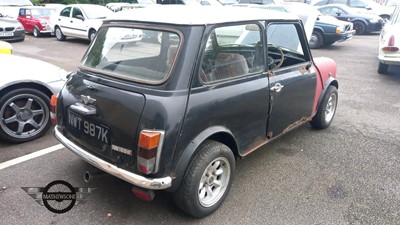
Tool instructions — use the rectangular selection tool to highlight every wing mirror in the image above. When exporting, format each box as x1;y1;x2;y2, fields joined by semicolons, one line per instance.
336;12;341;16
76;15;85;21
365;6;372;10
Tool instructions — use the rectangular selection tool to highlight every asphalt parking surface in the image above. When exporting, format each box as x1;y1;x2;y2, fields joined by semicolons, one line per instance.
0;33;399;224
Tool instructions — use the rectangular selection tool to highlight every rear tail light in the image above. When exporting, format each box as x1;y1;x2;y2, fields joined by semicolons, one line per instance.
50;94;58;124
388;35;395;46
137;130;164;174
382;35;399;52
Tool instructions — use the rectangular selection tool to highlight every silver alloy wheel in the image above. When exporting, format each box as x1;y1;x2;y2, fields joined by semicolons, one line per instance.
0;93;49;139
90;31;96;42
198;157;231;207
33;27;38;37
55;28;62;40
309;34;319;48
324;93;337;123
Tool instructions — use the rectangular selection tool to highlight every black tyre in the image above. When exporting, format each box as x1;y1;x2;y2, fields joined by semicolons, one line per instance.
353;21;366;35
89;30;96;42
0;88;51;143
33;26;41;37
55;26;66;41
378;62;388;74
173;140;235;218
324;40;336;46
310;86;338;129
309;31;323;49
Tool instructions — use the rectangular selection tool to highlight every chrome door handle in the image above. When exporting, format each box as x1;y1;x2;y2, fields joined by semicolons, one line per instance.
270;83;284;92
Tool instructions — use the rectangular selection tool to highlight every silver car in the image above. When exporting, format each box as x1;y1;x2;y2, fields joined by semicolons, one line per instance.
0;54;68;142
0;13;25;42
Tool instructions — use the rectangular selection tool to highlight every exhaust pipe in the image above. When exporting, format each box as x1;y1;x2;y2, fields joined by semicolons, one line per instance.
84;170;106;183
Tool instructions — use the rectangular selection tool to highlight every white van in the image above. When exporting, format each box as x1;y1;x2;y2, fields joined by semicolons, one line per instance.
0;0;33;18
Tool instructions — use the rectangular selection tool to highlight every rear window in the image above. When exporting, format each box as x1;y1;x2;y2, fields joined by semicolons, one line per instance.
81;26;181;84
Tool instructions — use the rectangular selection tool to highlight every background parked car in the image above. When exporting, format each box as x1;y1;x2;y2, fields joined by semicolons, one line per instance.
311;0;394;20
378;3;400;74
248;3;354;48
318;4;385;34
0;54;68;143
0;13;25;42
18;6;55;37
53;4;113;42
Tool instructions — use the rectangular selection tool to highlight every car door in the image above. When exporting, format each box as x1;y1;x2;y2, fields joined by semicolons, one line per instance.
266;22;317;138
69;7;88;39
57;7;73;36
184;22;270;156
332;7;352;21
24;9;35;32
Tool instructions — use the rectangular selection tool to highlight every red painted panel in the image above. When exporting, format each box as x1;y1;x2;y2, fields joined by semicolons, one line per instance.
311;57;337;115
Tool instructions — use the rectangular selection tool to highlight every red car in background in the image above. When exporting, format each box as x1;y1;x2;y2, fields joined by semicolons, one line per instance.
17;6;55;37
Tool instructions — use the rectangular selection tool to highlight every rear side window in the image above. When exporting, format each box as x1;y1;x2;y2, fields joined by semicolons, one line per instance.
81;27;181;84
199;23;264;83
60;7;71;17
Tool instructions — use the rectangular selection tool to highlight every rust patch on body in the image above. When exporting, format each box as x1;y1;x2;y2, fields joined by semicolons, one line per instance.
283;116;309;133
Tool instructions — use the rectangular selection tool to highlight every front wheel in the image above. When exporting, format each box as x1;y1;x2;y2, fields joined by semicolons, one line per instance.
0;88;51;143
310;86;338;129
33;26;41;37
173;140;235;218
89;30;96;42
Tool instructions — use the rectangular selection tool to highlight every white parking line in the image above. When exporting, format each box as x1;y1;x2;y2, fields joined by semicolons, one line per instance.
0;144;64;170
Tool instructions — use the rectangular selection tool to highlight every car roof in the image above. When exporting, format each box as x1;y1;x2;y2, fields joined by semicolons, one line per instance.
20;6;54;9
106;5;299;25
317;4;349;8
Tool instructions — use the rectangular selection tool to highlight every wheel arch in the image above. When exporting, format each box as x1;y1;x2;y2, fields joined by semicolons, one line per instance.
88;28;97;39
0;82;53;100
315;77;338;113
379;14;390;20
313;27;324;35
351;19;368;26
169;126;239;192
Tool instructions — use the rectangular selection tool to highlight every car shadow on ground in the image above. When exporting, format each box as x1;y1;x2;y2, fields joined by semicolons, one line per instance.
379;66;400;82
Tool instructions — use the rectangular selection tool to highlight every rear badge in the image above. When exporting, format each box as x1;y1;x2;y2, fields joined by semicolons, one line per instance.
112;145;133;156
81;95;96;105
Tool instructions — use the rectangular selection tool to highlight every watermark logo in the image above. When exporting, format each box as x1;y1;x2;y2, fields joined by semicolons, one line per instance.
22;180;94;214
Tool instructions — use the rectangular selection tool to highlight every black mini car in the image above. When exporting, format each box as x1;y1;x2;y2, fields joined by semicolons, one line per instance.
53;6;339;218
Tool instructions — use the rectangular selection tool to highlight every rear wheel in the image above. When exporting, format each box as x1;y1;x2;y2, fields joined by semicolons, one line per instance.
0;88;51;143
353;21;366;35
173;140;235;218
378;62;388;74
89;30;96;42
309;31;323;49
311;86;338;129
55;26;66;41
33;26;41;37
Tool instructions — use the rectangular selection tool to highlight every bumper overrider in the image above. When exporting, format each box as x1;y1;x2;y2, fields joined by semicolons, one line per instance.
54;126;172;190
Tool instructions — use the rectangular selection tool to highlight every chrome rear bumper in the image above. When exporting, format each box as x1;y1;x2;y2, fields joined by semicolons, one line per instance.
54;126;172;190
